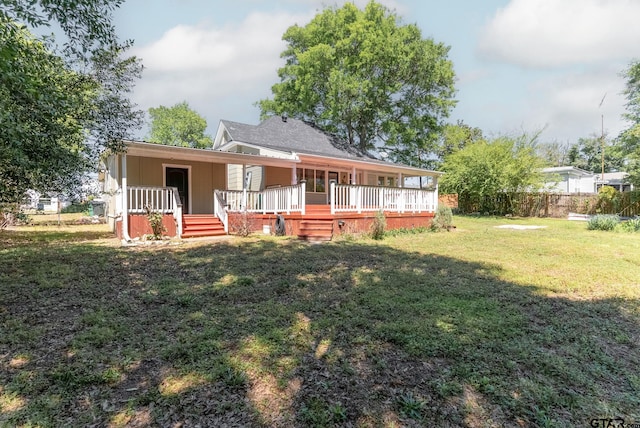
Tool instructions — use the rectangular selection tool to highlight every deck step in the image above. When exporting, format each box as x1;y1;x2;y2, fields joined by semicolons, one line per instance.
182;215;226;238
298;219;333;242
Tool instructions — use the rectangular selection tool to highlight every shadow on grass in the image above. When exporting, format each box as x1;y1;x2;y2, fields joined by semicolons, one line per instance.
0;230;638;427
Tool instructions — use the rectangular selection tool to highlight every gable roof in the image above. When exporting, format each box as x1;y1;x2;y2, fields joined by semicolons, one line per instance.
213;116;442;176
220;116;379;161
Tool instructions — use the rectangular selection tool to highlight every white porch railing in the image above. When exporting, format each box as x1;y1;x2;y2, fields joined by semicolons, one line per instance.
127;186;183;236
330;183;436;214
217;183;306;215
213;190;229;233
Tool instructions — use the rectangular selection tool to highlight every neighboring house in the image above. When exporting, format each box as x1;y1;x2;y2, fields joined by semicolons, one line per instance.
542;167;634;194
23;191;71;212
542;167;596;194
595;172;634;192
102;116;441;241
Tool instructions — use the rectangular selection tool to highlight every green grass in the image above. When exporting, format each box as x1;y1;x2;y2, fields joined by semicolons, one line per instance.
1;217;639;426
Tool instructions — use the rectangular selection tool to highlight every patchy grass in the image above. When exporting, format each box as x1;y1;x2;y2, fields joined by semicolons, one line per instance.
1;217;639;427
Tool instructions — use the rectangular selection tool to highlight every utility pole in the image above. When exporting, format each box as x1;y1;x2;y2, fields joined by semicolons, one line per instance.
601;113;604;182
598;93;606;184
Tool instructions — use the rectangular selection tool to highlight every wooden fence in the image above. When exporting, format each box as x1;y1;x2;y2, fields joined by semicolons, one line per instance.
448;191;640;218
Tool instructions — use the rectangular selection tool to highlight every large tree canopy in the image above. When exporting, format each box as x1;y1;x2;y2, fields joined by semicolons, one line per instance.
148;102;213;149
258;0;456;162
1;0;126;58
565;135;625;174
0;21;95;203
619;60;640;185
0;1;142;207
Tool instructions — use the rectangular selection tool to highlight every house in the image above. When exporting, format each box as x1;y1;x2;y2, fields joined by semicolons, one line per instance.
542;167;634;194
595;172;634;192
542;166;596;194
101;116;441;241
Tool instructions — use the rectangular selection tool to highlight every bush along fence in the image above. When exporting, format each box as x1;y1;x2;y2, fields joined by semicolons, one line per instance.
447;189;640;218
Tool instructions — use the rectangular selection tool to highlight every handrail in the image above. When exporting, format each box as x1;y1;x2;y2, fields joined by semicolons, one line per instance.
219;183;306;214
127;186;182;237
330;183;437;214
213;190;229;233
127;186;178;214
168;186;182;238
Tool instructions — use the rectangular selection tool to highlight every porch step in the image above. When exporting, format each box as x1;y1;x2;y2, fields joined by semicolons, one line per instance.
298;219;333;242
182;215;226;238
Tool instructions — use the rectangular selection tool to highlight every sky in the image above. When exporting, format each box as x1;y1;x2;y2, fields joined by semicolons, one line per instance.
112;0;640;146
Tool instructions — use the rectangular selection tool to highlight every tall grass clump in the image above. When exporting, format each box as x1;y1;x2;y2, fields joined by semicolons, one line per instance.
587;214;620;231
370;210;386;240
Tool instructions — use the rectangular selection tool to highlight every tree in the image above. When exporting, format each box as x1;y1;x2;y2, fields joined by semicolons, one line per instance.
565;135;625;174
147;102;213;149
537;140;572;167
1;0;126;59
439;133;546;213
0;21;96;204
1;1;141;211
619;60;640;185
258;0;456;162
429;121;483;170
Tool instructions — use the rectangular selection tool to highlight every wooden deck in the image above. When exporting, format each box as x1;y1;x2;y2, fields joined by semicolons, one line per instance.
120;205;434;241
253;205;435;241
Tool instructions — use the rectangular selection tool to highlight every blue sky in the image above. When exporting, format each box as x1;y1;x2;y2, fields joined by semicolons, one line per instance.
113;0;640;146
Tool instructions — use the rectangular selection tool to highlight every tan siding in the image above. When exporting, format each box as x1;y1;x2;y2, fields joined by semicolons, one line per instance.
126;155;141;185
127;156;226;214
265;166;292;187
306;193;328;205
141;157;163;186
212;163;225;190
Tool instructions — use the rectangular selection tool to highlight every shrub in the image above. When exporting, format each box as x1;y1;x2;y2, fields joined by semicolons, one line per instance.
1;204;30;230
587;214;620;231
617;217;640;232
370;210;386;240
144;206;166;239
229;211;255;237
431;205;454;231
61;202;90;214
596;186;621;214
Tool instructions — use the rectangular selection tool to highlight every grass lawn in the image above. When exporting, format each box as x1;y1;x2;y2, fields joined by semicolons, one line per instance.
1;216;639;427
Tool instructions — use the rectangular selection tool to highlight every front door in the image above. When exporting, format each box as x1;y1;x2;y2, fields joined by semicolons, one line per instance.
166;167;189;214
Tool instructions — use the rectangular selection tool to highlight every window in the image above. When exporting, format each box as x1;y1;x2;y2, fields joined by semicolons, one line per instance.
296;168;327;193
315;170;325;192
378;175;397;187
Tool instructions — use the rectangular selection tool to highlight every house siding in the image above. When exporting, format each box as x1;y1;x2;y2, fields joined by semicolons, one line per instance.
126;155;225;214
265;166;291;187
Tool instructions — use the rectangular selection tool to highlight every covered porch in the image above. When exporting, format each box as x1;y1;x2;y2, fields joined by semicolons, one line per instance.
103;141;440;241
118;182;437;240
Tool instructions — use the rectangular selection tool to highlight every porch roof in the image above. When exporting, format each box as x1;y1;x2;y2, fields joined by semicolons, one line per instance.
124;140;299;168
297;153;442;177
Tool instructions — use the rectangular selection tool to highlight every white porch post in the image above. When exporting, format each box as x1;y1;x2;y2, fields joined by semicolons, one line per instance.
434;175;439;212
398;173;403;188
301;181;306;215
351;167;357;184
242;164;247;210
292;164;297;185
330;181;336;214
120;154;132;242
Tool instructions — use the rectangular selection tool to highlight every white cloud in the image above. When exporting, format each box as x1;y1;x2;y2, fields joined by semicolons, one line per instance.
523;68;627;141
130;10;313;136
478;0;640;68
